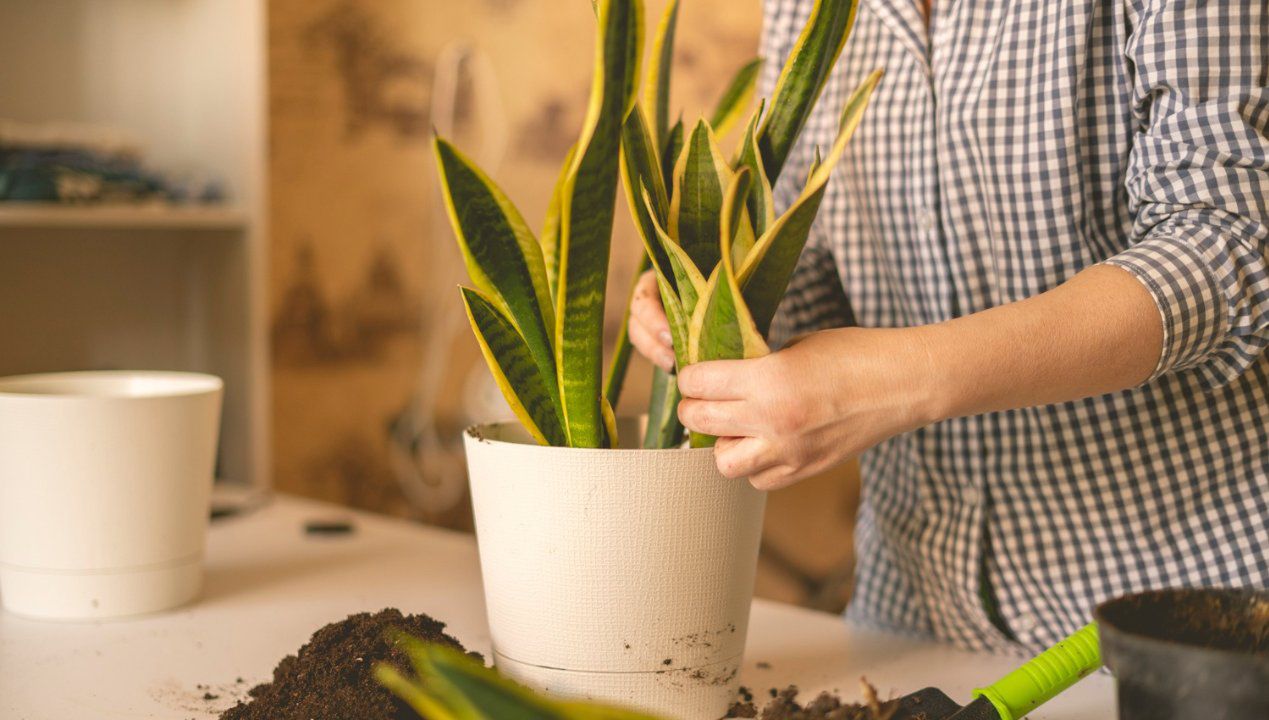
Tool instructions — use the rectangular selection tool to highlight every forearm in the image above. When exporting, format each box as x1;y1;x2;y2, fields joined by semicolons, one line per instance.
918;265;1164;422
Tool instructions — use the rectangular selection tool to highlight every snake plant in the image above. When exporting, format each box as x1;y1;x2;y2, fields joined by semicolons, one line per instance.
435;0;879;449
377;639;664;719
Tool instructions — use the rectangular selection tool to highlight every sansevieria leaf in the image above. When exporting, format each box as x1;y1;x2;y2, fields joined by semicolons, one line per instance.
644;0;680;147
541;142;578;298
642;188;707;316
435;137;559;414
757;0;860;182
377;639;665;720
708;57;763;137
734;100;776;237
661;118;685;197
395;640;567;720
740;69;882;336
687;168;768;448
687;169;766;365
555;0;644;448
642;367;684;449
619;106;672;284
460;287;567;447
669;119;733;275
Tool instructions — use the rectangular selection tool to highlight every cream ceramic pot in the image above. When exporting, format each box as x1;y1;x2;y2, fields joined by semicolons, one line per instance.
464;420;766;720
0;371;222;620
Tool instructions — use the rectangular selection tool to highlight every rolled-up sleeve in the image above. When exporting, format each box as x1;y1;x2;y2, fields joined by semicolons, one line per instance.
1103;0;1269;388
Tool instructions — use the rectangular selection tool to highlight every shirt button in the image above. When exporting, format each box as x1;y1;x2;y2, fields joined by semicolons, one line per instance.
918;208;937;231
1013;613;1037;634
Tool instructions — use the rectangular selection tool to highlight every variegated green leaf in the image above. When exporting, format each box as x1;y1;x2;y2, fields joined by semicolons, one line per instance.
555;0;644;448
643;188;707;314
380;640;665;720
708;57;763;137
688;226;767;366
643;367;685;448
412;642;568;720
601;395;620;448
669;119;733;275
653;269;692;370
757;0;860;182
688;169;768;448
375;665;466;720
460;288;566;447
619;106;672;284
644;0;680;147
721;166;755;269
661;118;685;198
740;69;882;336
734;100;776;237
541;142;578;298
435;137;559;413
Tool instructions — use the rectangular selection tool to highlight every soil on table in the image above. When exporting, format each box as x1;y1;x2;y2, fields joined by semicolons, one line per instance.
219;608;477;720
727;684;899;720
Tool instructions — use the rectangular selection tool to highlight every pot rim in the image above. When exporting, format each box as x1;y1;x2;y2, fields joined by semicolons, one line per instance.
465;419;715;456
0;370;223;401
1093;587;1269;663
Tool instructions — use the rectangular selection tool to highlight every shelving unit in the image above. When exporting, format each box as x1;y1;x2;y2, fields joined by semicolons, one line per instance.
0;203;249;231
0;1;269;492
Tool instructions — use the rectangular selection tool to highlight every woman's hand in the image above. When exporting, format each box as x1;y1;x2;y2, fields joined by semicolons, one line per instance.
674;264;1164;491
628;270;676;372
677;327;943;490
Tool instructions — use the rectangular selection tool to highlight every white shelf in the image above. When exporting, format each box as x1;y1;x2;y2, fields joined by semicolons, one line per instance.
0;203;247;231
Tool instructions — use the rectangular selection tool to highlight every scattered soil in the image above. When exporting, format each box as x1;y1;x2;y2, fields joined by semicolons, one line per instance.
728;684;898;720
220;608;477;720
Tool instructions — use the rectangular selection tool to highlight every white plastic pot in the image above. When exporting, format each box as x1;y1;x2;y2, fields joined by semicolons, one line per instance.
0;371;222;620
464;420;767;720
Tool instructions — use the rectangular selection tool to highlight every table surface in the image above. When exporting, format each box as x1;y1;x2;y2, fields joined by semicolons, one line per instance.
0;495;1114;719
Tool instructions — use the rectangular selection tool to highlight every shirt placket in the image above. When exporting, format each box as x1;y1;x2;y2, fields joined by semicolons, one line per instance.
924;0;1015;650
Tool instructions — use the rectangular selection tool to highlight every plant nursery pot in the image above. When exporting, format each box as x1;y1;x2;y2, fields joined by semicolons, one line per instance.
463;419;767;720
1095;588;1269;720
0;371;222;620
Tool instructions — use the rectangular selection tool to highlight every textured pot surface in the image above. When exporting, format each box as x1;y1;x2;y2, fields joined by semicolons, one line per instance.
464;420;767;719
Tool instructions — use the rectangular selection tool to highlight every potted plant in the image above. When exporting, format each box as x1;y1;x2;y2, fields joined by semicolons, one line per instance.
433;0;879;716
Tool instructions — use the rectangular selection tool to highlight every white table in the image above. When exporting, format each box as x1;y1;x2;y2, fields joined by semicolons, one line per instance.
0;495;1114;719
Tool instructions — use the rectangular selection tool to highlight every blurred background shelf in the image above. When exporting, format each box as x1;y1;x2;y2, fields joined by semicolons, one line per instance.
0;0;268;494
0;203;249;231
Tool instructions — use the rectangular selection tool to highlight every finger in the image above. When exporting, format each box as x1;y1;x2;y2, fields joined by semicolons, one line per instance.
630;273;671;340
748;463;803;492
677;398;756;437
629;318;676;371
713;436;777;480
677;359;757;400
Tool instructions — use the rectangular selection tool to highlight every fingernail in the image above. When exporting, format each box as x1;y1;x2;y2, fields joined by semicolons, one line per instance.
658;352;676;371
659;330;673;345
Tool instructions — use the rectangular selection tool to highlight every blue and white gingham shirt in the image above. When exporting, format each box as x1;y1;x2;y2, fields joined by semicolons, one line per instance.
760;0;1269;652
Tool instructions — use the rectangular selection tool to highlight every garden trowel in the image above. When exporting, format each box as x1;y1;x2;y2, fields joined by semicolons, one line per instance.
888;623;1101;720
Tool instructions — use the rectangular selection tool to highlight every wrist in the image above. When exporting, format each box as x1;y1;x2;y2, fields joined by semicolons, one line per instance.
907;323;958;426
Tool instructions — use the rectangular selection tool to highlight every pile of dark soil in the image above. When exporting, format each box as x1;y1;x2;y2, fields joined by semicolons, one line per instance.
220;608;477;720
728;684;898;720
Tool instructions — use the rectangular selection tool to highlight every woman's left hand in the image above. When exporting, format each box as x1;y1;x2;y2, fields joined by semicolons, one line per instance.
677;327;943;490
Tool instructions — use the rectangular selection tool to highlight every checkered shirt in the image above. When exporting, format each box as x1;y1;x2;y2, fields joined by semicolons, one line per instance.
759;0;1269;652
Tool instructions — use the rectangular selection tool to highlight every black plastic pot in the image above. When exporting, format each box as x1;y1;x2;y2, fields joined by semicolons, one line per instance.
1095;588;1269;720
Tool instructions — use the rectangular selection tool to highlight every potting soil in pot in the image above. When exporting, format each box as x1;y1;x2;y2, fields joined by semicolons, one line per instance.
220;608;477;720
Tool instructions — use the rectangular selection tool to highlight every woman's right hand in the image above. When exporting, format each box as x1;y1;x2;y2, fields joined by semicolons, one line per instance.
628;270;677;372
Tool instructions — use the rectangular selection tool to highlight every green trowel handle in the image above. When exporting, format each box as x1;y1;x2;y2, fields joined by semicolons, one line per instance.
973;623;1101;720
